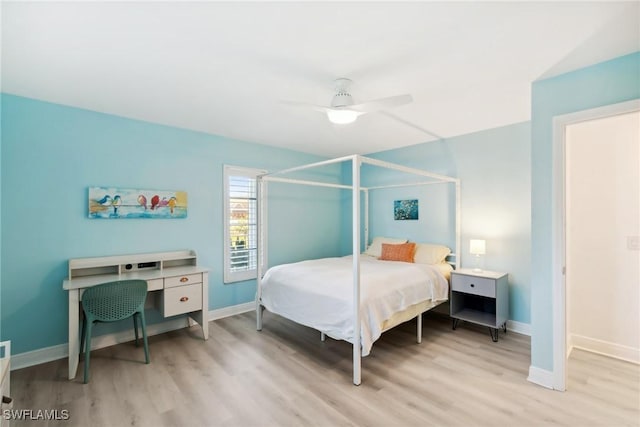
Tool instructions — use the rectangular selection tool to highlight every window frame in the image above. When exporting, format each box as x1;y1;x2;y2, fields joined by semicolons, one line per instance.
223;165;266;284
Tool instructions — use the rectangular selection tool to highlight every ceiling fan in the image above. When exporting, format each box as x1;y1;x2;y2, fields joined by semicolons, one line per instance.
283;78;413;125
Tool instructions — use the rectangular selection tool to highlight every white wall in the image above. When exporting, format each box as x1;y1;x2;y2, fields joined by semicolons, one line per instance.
566;110;640;363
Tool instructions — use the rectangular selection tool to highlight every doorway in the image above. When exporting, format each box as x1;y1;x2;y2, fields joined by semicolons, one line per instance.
552;99;640;391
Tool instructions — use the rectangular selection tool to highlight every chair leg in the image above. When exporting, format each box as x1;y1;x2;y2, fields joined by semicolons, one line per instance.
133;314;140;347
138;310;150;364
83;320;93;384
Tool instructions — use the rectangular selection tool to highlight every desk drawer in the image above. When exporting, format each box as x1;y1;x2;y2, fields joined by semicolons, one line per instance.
147;278;163;291
451;274;495;298
162;283;202;317
164;273;202;288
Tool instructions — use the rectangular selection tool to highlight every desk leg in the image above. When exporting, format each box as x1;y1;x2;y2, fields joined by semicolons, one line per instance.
68;289;80;380
201;273;209;340
189;310;209;341
201;311;209;340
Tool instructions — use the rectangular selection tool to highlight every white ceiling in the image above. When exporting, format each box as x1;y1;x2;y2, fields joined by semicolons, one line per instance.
2;1;639;157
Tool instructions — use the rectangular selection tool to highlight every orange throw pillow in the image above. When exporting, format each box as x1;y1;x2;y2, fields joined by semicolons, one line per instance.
379;242;416;263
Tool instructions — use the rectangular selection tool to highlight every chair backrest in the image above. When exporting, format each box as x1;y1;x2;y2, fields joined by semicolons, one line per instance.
82;279;148;322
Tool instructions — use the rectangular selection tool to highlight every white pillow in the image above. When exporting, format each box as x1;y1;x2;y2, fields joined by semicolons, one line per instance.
364;237;408;258
413;243;451;265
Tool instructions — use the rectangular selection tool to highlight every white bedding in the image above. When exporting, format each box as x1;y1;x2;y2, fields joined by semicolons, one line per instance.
259;255;449;356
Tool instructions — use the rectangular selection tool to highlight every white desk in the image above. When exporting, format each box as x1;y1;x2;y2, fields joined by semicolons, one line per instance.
62;250;209;380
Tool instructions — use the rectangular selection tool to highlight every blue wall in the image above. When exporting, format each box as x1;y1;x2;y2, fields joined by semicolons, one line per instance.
530;52;640;371
0;94;342;355
366;122;532;324
0;93;2;342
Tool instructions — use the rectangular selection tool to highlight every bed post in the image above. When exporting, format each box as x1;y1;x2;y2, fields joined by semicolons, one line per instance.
256;175;264;331
352;155;362;386
455;180;461;270
364;189;369;251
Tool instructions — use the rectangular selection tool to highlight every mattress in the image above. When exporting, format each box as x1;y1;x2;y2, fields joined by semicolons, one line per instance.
259;255;449;356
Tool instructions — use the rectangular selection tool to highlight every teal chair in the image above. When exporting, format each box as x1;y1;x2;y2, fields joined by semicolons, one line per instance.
80;279;150;383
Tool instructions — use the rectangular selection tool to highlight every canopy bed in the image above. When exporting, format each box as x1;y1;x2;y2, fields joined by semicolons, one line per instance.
255;154;460;385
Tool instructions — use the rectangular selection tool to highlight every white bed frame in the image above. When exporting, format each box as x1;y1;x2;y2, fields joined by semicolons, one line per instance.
255;154;460;385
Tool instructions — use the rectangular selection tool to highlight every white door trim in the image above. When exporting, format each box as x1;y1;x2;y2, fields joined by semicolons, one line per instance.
551;98;640;391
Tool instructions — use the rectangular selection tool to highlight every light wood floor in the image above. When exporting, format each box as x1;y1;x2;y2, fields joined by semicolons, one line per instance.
9;312;640;426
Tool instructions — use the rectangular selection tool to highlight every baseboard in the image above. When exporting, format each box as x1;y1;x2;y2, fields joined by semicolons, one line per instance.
12;317;190;371
208;301;254;321
527;365;555;389
570;334;639;364
506;320;531;336
11;303;534;371
12;301;256;371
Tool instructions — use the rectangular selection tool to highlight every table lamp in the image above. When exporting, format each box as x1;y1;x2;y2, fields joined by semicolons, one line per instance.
470;239;486;272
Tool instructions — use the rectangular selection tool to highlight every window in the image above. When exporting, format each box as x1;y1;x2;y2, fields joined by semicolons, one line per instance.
223;165;265;283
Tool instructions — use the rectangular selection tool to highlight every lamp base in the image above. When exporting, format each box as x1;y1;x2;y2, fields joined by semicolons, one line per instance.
471;254;484;273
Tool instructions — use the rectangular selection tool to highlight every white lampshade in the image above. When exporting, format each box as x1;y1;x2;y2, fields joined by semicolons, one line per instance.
327;109;359;124
470;239;486;255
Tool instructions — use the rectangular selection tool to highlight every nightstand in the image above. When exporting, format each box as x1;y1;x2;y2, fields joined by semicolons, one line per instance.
450;268;508;342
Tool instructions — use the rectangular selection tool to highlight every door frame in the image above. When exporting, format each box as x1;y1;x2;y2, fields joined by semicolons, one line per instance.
551;98;640;391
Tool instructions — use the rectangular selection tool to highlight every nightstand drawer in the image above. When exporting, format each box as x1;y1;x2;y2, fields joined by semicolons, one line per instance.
162;283;202;316
451;274;495;298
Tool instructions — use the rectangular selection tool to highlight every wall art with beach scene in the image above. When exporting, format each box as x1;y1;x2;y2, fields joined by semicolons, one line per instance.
89;187;188;219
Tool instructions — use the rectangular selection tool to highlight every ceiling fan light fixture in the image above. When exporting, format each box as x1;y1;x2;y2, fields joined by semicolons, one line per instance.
282;77;412;126
327;109;359;124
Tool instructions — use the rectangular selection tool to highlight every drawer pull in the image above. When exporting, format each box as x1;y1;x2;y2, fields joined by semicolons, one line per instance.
470;284;475;287
180;277;189;283
180;296;189;302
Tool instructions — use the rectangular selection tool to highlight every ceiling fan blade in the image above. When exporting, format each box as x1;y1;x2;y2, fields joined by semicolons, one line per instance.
280;100;330;113
349;94;413;113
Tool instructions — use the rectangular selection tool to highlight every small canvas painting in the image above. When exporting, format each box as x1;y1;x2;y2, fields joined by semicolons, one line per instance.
89;187;187;219
394;199;419;220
